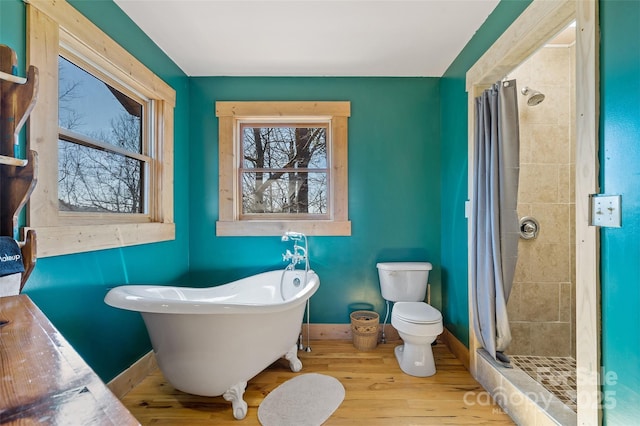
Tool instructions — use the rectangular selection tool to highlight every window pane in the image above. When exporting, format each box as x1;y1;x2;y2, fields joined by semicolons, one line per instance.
58;139;144;213
58;56;143;154
241;126;326;169
242;171;327;215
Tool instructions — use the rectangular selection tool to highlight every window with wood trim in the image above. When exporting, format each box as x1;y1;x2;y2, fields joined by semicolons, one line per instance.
57;55;147;214
216;102;351;236
27;0;175;257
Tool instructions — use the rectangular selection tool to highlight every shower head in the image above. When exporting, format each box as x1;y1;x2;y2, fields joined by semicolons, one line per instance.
527;92;545;106
521;86;545;106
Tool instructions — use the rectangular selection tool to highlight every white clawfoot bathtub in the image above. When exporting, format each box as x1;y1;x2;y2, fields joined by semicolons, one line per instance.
104;269;319;420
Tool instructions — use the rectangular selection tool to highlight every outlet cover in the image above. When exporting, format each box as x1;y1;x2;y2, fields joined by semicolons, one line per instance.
591;195;622;228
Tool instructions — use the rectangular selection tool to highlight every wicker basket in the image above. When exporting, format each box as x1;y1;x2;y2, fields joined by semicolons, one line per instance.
350;310;379;351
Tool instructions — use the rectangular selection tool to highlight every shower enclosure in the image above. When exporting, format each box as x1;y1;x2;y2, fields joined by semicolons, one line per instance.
506;24;578;411
466;1;599;424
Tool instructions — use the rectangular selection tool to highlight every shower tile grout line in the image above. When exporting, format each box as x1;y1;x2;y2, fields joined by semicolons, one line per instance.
510;354;577;413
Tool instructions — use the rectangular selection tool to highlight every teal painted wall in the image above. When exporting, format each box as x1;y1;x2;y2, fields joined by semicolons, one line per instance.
2;2;639;421
187;77;442;323
0;0;191;381
0;1;25;71
600;0;640;423
439;1;531;346
439;0;640;421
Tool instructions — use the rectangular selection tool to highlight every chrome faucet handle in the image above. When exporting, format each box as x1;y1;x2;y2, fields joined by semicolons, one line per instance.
292;243;305;255
282;250;293;262
280;232;309;271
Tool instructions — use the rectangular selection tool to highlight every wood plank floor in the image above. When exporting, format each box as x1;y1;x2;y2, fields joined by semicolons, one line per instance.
120;340;515;425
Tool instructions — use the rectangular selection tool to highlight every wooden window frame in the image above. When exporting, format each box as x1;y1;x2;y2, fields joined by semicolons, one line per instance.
26;0;175;257
216;101;351;236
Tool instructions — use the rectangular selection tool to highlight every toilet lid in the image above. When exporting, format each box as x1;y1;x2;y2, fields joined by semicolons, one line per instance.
394;302;442;324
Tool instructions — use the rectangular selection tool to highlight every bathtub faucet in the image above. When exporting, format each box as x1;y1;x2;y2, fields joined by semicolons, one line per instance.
281;232;309;271
281;232;312;353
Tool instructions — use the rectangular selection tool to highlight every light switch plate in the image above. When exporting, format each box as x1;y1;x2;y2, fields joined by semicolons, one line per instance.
591;195;622;228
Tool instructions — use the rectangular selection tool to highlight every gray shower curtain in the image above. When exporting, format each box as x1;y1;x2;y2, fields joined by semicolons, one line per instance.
471;79;520;360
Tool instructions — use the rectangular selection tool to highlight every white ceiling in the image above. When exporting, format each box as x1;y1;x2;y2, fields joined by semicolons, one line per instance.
113;0;500;77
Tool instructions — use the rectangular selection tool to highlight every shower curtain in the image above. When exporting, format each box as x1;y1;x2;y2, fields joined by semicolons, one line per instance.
471;79;520;361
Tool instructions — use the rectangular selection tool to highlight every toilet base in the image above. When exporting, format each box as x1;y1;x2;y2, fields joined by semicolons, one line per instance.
394;343;436;377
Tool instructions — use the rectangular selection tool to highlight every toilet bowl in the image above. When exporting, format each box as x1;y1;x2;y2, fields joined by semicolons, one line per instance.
391;301;443;377
377;262;444;377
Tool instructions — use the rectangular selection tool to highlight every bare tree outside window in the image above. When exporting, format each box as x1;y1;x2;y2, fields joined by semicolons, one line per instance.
240;124;328;216
57;56;145;214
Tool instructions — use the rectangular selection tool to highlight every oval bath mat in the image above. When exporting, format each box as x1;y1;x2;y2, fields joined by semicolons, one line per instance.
258;373;345;426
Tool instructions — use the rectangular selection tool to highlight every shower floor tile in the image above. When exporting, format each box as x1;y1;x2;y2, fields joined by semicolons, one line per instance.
511;355;577;412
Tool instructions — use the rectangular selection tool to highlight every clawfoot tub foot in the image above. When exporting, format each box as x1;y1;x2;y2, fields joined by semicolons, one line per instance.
285;344;303;372
223;381;248;420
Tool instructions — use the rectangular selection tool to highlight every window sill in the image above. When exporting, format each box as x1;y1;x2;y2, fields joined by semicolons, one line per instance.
31;222;175;257
216;220;351;237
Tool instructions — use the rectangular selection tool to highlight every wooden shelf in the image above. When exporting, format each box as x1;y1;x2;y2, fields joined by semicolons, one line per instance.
0;154;28;167
0;295;140;425
1;44;38;291
0;69;27;85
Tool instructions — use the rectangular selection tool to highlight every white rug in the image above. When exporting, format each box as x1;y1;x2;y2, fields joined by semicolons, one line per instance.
258;373;345;426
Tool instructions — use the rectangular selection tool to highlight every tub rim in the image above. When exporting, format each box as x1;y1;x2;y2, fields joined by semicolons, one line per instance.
104;269;319;314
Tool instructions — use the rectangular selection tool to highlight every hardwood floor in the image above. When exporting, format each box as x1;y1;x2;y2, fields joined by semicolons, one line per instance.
120;340;515;425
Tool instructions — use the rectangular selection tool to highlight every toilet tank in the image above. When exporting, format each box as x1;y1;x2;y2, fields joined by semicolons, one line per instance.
377;262;432;302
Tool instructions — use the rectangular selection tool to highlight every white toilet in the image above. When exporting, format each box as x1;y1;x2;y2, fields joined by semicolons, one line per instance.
377;262;443;377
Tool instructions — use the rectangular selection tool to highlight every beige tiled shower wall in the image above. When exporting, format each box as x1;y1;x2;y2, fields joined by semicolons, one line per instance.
507;43;576;358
